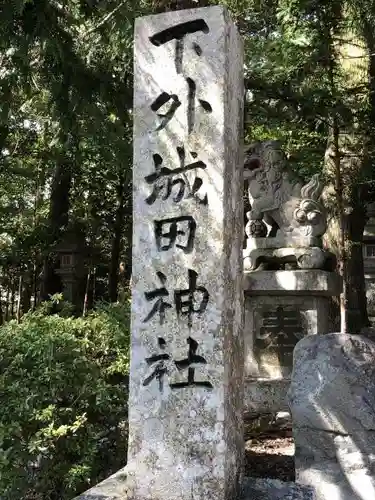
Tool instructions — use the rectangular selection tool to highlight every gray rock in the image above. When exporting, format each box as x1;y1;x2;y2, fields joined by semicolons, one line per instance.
75;473;317;500
73;468;128;499
241;476;315;500
289;333;375;500
289;333;375;433
244;378;289;417
360;326;375;342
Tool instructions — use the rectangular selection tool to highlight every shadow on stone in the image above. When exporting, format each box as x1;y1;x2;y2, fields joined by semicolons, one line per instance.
244;414;295;483
241;477;315;500
245;448;295;483
289;333;375;500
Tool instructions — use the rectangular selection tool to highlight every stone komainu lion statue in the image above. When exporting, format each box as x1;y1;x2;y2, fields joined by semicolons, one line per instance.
244;140;327;239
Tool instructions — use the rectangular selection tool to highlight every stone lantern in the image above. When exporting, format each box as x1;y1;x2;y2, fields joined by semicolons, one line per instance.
55;235;86;306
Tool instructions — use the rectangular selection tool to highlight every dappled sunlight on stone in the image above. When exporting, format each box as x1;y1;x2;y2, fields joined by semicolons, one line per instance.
243;269;340;420
275;270;297;290
127;6;245;500
289;333;375;500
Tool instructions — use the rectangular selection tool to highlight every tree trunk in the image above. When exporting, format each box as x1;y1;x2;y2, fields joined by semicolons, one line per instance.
41;157;73;300
16;275;23;323
21;269;32;313
41;68;77;301
123;219;132;285
327;54;349;333
92;266;97;305
83;268;91;317
325;137;370;332
32;261;38;310
345;191;370;331
10;278;15;319
352;15;375;329
0;79;11;152
5;285;9;321
108;173;125;302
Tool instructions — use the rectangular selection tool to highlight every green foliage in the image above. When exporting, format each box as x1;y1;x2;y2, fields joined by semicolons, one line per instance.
0;299;130;499
1;4;375;497
240;0;329;180
0;0;140;306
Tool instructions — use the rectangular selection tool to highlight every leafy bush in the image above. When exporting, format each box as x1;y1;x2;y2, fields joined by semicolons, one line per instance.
0;299;130;499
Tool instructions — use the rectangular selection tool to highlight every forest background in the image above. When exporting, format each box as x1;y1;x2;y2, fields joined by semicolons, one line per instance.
1;0;375;498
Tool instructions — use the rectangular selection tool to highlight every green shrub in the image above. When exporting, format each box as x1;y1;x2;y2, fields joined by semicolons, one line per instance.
0;300;130;499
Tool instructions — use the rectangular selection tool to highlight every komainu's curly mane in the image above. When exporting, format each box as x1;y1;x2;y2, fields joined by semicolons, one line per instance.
244;140;327;238
300;174;324;200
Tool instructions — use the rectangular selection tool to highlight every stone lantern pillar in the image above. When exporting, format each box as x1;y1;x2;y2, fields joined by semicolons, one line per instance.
55;239;85;306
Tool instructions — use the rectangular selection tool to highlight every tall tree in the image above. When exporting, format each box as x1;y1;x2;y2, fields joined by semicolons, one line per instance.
243;0;375;331
1;0;375;324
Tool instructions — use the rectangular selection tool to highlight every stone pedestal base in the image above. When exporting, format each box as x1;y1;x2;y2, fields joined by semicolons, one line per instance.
243;270;341;415
74;471;317;500
243;236;336;272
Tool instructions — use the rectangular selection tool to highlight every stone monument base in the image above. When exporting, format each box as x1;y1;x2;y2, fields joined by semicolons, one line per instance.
243;270;341;416
243;236;336;272
74;469;316;500
244;378;289;417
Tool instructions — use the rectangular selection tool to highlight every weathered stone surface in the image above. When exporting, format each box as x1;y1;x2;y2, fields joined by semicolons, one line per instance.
361;325;375;342
246;235;322;248
289;333;375;500
243;270;342;296
242;140;332;271
289;333;375;432
243;140;326;239
243;140;326;235
241;477;316;500
73;468;128;500
245;295;328;379
244;378;289;417
243;245;336;272
245;411;291;436
243;270;341;416
128;6;244;500
243;271;340;379
75;472;317;500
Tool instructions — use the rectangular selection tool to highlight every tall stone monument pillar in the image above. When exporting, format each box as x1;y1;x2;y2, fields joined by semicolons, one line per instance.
128;6;244;500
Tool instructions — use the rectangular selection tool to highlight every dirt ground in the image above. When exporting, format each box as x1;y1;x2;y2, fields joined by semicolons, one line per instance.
243;415;295;482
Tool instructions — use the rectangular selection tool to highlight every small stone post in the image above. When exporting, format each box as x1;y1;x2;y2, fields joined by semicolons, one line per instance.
127;6;244;500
